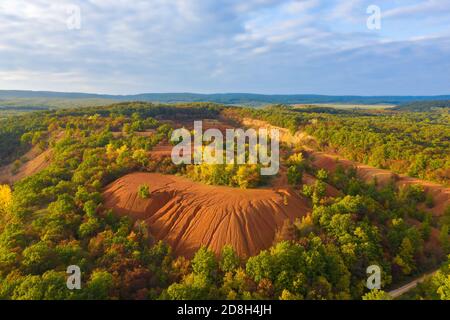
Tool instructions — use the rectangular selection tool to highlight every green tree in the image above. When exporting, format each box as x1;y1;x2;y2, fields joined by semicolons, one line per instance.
220;245;240;274
138;184;150;199
439;225;450;254
362;289;392;300
287;166;302;186
85;270;114;300
394;238;416;275
22;241;57;274
316;169;328;181
192;247;218;282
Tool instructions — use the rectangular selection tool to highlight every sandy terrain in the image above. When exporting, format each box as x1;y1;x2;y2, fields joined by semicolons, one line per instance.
103;172;311;258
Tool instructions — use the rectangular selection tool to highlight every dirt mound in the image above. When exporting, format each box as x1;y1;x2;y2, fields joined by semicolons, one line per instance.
0;147;53;184
103;173;311;258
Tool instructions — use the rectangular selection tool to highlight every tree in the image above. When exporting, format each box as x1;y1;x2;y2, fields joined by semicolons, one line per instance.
132;149;148;167
312;181;326;205
425;194;434;208
287;166;302;185
295;215;314;238
137;184;150;199
421;215;432;241
279;289;303;300
0;185;12;215
165;273;213;300
302;184;314;198
362;289;392;300
394;238;416;275
439;225;450;254
22;241;57;274
234;165;261;189
435;272;450;300
443;206;450;226
78;217;101;239
192;247;218;282
287;153;304;167
220;245;240;273
84;270;114;300
316;169;328;181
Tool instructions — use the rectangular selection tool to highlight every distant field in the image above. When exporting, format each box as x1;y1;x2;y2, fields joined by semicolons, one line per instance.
0;98;118;117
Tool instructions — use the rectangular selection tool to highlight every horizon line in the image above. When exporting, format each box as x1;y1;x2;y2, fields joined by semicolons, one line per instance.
2;89;450;98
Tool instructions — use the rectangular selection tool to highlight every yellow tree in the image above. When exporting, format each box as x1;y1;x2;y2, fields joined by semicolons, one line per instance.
0;184;12;215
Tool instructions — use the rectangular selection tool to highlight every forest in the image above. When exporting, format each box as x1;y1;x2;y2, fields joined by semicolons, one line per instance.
231;106;449;185
0;102;449;300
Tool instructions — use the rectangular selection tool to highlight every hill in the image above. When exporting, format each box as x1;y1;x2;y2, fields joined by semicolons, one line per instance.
103;173;310;258
393;100;450;112
2;90;450;107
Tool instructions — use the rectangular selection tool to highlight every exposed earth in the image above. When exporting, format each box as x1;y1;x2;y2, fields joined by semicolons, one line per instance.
103;172;310;258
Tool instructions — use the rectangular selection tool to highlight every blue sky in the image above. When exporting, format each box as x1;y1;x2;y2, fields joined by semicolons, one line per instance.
0;0;449;95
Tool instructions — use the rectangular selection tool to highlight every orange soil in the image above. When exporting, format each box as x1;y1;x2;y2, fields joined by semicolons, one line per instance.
103;172;311;258
232;117;450;217
306;150;450;216
0;147;53;184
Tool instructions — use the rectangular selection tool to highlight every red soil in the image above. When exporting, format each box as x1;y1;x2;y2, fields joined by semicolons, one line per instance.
0;147;52;184
306;151;450;216
232;117;450;216
103;172;311;258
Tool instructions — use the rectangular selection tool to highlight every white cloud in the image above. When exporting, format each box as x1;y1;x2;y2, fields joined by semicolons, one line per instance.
0;0;448;94
384;0;450;19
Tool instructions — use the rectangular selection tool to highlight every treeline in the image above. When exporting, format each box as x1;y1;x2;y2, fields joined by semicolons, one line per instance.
393;100;450;112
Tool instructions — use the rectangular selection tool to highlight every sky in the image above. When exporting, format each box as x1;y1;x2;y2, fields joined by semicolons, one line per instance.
0;0;449;95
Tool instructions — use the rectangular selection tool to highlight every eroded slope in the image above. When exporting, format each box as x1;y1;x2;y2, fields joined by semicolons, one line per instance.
103;173;311;258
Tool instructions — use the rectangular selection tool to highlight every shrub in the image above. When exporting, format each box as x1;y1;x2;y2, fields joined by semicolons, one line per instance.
138;184;150;199
287;166;302;186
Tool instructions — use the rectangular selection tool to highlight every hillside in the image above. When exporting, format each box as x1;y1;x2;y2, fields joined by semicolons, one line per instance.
393;100;450;112
103;173;310;258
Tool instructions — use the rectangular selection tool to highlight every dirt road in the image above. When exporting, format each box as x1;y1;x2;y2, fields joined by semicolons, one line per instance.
388;269;439;299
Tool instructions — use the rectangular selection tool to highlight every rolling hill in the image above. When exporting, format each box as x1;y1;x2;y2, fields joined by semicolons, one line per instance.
2;90;450;108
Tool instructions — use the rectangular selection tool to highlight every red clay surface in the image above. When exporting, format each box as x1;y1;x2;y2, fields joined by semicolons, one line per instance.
103;172;311;258
236;117;450;217
306;150;450;216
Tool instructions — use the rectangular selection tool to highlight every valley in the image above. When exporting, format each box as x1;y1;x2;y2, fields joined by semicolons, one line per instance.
0;102;449;300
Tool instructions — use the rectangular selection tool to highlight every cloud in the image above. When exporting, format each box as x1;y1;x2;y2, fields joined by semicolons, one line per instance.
0;0;448;95
384;0;450;19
